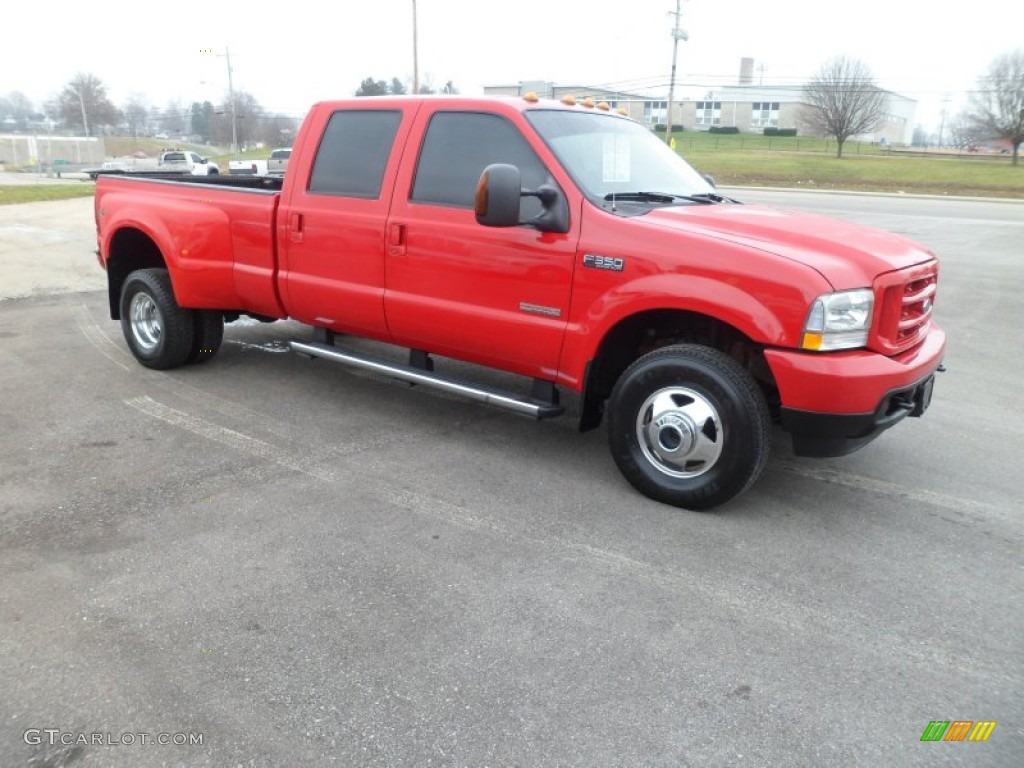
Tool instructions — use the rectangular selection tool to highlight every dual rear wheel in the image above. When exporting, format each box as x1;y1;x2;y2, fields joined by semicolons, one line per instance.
119;268;223;370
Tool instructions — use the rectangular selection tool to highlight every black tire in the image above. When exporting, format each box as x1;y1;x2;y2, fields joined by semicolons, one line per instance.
119;268;194;370
187;310;224;364
607;344;770;511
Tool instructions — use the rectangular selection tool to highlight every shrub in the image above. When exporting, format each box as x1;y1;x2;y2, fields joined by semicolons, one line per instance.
764;127;798;137
708;126;740;134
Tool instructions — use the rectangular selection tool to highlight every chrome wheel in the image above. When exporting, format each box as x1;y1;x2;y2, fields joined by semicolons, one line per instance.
119;269;194;370
635;386;723;478
129;292;162;351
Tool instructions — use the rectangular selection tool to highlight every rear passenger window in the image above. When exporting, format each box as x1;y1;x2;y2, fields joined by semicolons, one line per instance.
411;112;550;218
308;110;402;198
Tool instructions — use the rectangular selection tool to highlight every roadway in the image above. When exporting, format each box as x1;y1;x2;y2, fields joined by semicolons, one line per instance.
0;191;1021;766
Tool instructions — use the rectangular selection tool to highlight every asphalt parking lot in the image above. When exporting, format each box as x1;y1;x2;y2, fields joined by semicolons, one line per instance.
1;191;1021;767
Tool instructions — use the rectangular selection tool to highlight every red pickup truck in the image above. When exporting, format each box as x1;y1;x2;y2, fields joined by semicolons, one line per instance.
94;95;945;510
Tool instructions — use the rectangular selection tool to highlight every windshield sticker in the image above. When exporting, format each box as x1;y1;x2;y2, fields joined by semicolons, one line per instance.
602;135;631;183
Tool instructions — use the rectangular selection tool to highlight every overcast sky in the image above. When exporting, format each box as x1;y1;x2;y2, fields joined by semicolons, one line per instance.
4;0;1022;132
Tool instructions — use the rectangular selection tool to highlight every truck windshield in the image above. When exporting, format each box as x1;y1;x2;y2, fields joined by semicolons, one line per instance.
525;110;713;205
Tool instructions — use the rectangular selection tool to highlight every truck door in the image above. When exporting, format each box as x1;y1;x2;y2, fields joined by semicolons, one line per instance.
384;108;580;378
278;105;414;338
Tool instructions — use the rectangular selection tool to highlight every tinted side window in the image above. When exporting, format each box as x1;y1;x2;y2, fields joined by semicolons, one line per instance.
308;110;402;198
411;112;549;217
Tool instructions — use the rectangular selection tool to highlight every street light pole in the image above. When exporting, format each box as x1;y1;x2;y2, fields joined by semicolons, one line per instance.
412;0;420;95
74;86;89;138
226;46;238;153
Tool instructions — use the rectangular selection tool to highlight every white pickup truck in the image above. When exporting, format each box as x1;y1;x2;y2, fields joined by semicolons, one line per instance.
158;151;220;176
228;158;269;176
267;147;291;176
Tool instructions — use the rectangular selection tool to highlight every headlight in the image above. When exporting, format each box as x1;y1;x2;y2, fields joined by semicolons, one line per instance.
801;288;874;351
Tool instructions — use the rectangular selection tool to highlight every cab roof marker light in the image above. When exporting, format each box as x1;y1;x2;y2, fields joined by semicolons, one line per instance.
581;97;595;108
597;101;610;111
561;95;576;106
523;92;539;103
617;107;629;116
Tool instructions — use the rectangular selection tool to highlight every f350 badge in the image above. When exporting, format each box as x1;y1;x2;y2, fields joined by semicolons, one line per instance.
582;253;625;272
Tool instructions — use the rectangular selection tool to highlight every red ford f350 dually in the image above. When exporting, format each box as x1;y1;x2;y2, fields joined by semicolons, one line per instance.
94;95;945;509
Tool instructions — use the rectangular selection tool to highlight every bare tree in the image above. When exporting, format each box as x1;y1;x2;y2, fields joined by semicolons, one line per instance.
802;57;887;158
252;112;301;148
0;91;35;130
967;49;1024;165
415;74;436;95
162;99;187;135
122;95;149;139
58;73;120;135
949;112;982;150
212;90;262;148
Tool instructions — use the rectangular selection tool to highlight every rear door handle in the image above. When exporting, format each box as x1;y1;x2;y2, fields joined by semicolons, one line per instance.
388;223;406;257
289;213;304;243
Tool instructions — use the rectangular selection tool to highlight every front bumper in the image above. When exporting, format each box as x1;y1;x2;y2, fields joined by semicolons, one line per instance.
765;326;946;457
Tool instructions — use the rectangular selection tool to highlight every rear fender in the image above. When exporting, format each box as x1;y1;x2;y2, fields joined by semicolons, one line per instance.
102;196;237;311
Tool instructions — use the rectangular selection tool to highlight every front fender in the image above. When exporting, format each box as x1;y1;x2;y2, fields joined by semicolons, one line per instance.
557;272;820;389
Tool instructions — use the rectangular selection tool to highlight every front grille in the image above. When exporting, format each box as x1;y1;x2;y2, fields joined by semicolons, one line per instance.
872;262;939;355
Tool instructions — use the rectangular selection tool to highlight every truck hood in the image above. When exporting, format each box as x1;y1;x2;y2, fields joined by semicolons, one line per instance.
641;203;934;289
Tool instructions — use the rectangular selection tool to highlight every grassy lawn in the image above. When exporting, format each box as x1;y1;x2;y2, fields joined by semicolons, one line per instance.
105;137;225;158
5;132;1021;201
660;132;1023;198
208;147;272;169
688;151;1023;198
0;184;96;205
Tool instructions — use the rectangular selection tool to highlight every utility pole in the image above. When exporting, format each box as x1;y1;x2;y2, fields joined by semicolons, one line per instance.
937;93;950;149
665;0;688;145
412;0;420;95
74;86;89;138
226;46;238;153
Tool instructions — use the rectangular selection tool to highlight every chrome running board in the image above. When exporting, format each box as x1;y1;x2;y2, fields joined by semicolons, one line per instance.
289;341;563;419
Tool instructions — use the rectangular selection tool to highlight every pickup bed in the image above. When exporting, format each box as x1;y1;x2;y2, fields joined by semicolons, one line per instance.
94;95;945;510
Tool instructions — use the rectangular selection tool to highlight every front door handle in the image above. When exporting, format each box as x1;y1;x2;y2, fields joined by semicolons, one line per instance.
289;213;304;243
388;223;406;257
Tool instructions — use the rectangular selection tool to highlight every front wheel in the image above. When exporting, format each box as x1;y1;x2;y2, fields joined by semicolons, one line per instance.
119;268;194;370
607;344;770;511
